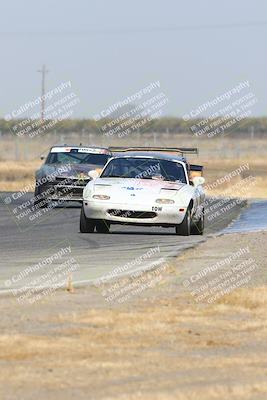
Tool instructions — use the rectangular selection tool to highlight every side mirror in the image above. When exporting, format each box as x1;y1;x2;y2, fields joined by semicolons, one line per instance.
192;176;205;186
88;170;100;180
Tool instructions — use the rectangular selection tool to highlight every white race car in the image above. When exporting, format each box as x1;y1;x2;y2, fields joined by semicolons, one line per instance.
80;148;205;235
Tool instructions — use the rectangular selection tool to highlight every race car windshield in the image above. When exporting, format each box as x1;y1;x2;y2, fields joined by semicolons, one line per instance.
46;150;110;167
101;157;187;183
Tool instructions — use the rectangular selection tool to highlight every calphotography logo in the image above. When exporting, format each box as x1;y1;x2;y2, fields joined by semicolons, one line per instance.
5;80;80;139
93;81;169;139
182;246;261;304
4;242;79;305
183;80;258;138
1;163;75;232
94;246;170;304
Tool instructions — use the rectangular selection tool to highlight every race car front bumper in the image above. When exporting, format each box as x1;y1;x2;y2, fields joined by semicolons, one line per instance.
40;179;90;202
83;200;187;226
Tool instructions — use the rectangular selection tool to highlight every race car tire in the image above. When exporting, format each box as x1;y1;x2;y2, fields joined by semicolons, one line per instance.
191;208;204;235
34;198;48;209
175;207;191;236
95;220;110;233
34;184;48;209
80;206;96;233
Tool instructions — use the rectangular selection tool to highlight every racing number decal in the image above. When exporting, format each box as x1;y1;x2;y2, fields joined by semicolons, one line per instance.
152;206;162;212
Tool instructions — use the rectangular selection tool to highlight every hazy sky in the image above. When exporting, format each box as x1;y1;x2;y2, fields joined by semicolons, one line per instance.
0;0;266;118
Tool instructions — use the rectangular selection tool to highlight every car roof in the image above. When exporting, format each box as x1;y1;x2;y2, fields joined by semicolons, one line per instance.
112;151;187;163
50;145;112;154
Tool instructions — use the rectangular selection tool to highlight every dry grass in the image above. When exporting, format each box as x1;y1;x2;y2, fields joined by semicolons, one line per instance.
218;286;267;309
0;287;266;399
0;161;40;191
203;157;267;198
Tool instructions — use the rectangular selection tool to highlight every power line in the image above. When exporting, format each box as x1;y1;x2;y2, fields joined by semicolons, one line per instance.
1;21;267;36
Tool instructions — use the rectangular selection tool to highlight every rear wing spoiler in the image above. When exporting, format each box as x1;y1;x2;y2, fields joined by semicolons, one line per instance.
109;147;198;156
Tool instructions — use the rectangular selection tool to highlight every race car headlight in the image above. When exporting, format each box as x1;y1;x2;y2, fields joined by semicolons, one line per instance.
92;194;110;200
83;186;92;199
155;198;175;204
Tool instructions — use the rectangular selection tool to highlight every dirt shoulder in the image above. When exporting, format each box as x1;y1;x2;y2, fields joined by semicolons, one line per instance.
0;231;267;400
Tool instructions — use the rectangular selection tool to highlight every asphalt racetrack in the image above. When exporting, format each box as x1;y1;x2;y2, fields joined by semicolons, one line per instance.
0;193;247;292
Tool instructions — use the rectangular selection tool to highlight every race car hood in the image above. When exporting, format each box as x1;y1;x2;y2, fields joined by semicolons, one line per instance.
89;178;187;202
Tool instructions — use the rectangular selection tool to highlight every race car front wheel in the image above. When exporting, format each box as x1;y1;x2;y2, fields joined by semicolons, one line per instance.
95;220;110;233
175;207;191;236
34;184;48;209
80;206;96;233
191;208;204;235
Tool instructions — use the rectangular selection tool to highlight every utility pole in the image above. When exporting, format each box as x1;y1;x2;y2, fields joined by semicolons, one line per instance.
37;64;49;121
250;125;254;140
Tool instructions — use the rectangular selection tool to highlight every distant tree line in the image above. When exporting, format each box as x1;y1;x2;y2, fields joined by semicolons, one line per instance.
0;117;267;136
